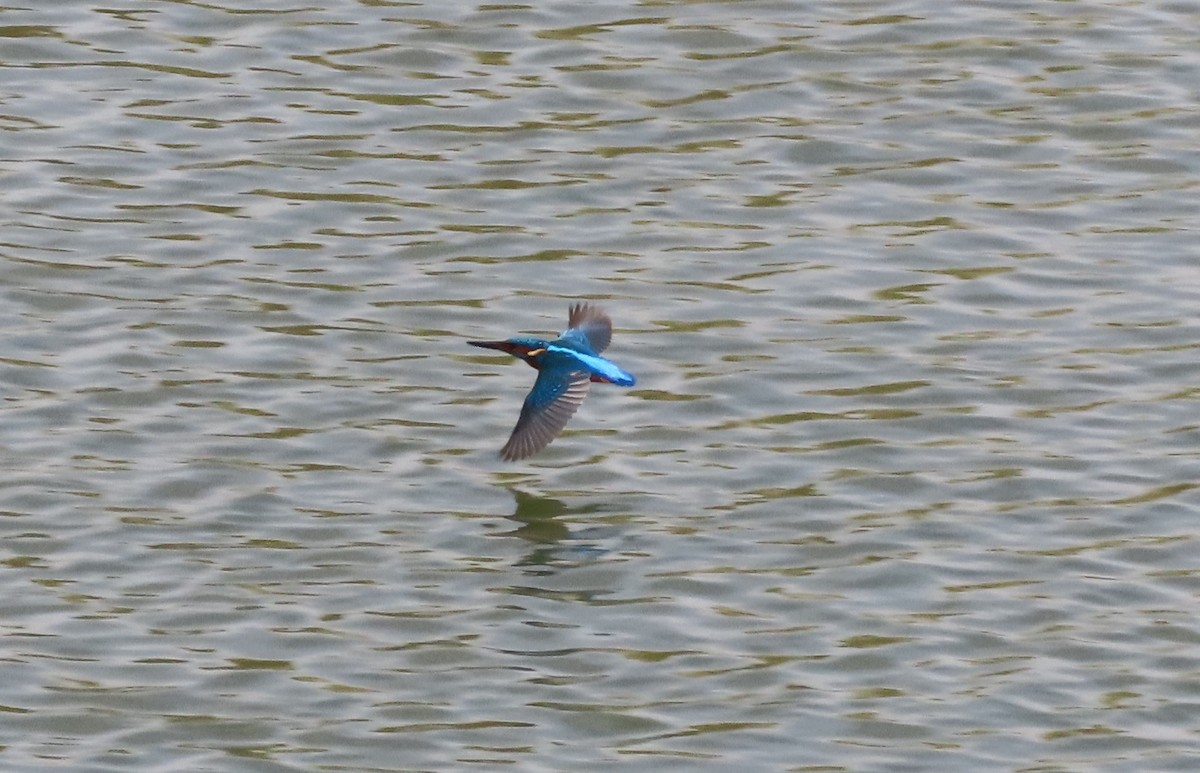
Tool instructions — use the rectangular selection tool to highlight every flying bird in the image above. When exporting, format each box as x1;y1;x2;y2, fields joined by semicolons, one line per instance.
469;303;636;460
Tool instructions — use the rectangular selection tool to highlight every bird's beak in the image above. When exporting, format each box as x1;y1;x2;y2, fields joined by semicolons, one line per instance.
468;340;508;351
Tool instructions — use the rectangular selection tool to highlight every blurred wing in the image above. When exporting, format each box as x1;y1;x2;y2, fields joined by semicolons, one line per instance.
500;368;590;461
563;302;612;354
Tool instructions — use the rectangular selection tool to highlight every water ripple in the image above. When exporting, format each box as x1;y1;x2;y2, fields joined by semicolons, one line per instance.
1;0;1199;770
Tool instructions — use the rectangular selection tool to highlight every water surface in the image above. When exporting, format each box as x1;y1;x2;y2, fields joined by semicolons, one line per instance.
2;1;1199;770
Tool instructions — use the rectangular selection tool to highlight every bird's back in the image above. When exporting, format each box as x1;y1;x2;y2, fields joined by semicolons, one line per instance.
545;344;635;386
552;329;597;356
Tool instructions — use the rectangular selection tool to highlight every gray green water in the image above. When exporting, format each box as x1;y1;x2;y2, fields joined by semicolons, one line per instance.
2;1;1199;770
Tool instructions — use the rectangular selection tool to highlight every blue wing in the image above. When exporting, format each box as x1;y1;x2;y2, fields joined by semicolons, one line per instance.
559;303;612;354
500;367;591;461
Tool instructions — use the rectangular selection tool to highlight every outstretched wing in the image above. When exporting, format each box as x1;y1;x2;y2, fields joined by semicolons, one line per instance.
562;302;612;354
500;367;591;461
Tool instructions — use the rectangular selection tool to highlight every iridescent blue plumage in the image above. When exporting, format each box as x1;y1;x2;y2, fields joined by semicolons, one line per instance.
469;303;636;460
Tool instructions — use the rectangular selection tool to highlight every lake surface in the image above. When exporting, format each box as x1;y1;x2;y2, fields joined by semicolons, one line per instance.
2;1;1199;770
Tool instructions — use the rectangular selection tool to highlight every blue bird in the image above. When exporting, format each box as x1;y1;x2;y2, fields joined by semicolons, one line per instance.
469;303;636;461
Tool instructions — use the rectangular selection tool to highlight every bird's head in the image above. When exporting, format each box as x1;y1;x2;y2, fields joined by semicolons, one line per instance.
468;336;549;368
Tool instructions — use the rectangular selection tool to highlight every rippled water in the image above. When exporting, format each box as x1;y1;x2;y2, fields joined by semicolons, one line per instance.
2;1;1199;770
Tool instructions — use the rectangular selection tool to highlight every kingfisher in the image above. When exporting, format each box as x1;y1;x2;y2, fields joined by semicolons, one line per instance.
469;303;636;461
